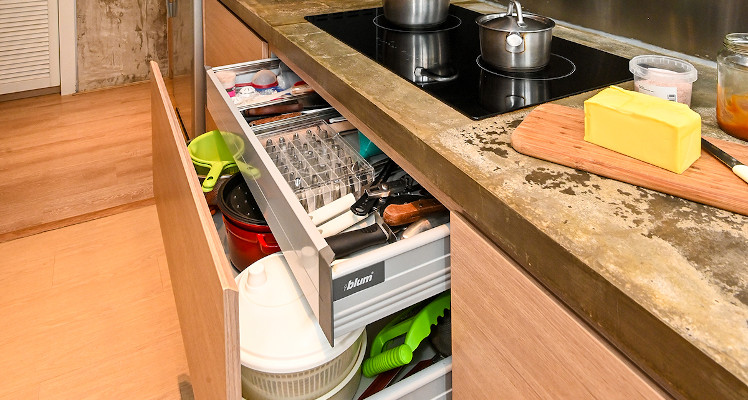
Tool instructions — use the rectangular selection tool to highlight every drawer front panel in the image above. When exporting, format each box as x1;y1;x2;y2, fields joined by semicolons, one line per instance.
333;225;451;338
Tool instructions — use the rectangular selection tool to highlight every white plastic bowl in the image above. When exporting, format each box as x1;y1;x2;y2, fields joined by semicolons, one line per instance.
318;332;366;400
236;253;366;400
629;55;698;106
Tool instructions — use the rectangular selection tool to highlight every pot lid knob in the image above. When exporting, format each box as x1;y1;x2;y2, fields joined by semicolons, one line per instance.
246;262;267;288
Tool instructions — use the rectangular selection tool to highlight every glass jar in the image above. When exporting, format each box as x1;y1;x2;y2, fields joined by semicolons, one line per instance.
717;33;748;141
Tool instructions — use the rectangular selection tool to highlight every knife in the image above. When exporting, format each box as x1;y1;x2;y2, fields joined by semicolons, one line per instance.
701;138;748;184
382;198;447;226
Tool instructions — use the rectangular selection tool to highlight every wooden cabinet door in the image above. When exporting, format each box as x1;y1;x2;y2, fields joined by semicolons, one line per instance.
450;213;666;400
204;0;269;68
150;61;241;400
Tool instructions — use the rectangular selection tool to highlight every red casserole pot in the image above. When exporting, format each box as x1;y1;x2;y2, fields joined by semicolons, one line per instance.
218;173;280;271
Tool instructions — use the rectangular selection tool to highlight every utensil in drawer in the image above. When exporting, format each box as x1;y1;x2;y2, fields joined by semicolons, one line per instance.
244;83;314;105
399;211;450;240
362;291;451;378
326;214;397;259
393;308;452;385
382;198;447;226
245;100;303;116
357;365;404;400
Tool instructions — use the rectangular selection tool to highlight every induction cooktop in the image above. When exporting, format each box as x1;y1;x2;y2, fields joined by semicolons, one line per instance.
305;5;632;120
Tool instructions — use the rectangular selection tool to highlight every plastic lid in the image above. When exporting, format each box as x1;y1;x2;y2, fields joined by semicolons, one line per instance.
629;55;698;83
236;253;364;373
250;69;279;89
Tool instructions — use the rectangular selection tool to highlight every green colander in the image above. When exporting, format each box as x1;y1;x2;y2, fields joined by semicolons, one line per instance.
188;130;245;192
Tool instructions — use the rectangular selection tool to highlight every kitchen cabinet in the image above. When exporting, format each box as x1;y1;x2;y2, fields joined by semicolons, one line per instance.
204;0;269;69
152;58;452;399
450;213;667;399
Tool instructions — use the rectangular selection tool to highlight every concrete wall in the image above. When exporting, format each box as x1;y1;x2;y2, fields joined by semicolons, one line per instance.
76;0;168;91
490;0;746;61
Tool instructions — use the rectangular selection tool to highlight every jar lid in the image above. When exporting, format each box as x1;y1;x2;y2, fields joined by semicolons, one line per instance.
725;33;748;53
629;55;698;83
236;253;364;373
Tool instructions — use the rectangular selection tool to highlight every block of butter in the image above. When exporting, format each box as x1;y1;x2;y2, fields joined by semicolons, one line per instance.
584;86;701;174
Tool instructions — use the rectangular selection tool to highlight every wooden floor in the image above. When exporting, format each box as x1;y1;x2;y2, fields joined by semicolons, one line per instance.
0;83;155;242
0;85;191;399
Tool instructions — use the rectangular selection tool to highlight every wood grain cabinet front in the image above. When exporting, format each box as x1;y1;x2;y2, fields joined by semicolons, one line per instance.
204;0;269;68
450;212;667;400
150;61;242;400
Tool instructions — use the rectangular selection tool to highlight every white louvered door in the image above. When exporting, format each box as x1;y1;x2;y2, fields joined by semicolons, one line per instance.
0;0;61;95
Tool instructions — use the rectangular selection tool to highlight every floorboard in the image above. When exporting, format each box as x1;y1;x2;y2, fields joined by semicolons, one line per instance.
0;83;155;241
0;206;190;399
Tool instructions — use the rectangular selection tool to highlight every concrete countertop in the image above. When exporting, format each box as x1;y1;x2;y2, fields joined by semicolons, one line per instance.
219;0;748;398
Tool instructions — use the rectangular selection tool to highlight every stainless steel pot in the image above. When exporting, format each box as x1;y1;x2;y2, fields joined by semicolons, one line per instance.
378;28;458;85
383;0;450;28
478;69;549;113
476;0;555;71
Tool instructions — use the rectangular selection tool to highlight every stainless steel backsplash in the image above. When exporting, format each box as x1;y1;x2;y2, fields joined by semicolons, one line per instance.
488;0;746;61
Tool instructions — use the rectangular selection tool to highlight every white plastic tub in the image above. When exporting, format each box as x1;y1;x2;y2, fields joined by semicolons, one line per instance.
629;55;698;106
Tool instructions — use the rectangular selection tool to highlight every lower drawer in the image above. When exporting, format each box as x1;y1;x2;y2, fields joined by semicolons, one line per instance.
206;58;451;345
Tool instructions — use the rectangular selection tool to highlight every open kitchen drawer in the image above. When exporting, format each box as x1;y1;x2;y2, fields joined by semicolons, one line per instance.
152;59;451;399
206;57;452;345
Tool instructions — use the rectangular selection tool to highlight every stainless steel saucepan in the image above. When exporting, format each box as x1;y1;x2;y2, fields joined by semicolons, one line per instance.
476;0;555;71
383;0;451;28
378;27;458;85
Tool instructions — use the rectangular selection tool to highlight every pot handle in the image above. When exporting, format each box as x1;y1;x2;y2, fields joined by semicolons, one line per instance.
202;163;224;192
257;233;280;254
505;32;525;53
506;0;527;27
414;67;459;83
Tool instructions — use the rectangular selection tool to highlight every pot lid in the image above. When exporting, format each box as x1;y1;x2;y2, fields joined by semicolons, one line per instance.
476;1;554;33
217;173;267;225
478;12;554;32
236;253;363;373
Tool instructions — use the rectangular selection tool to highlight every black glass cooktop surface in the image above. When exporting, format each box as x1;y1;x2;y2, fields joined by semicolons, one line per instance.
305;5;632;120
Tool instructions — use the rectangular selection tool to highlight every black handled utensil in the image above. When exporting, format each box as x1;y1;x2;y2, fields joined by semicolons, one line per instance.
326;214;397;259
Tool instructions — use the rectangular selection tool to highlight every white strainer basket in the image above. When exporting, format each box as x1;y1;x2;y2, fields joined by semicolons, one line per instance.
236;253;366;400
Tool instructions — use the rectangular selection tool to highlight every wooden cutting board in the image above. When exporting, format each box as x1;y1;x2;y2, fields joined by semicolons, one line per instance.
511;103;748;216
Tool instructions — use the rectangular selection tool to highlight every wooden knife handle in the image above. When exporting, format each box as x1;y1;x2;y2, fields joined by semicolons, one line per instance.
383;198;447;226
245;101;303;116
249;111;302;126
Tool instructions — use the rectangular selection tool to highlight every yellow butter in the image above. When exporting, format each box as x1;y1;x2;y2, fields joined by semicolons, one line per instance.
584;86;701;174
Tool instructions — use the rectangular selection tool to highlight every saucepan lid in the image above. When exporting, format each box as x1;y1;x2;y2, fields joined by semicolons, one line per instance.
476;0;554;33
